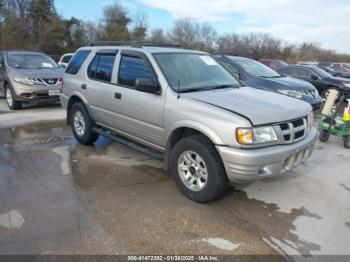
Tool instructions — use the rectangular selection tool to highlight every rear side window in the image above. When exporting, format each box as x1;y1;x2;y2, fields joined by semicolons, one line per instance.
296;68;312;78
88;54;116;82
219;60;239;75
278;67;294;75
61;55;72;63
66;50;91;75
118;56;155;88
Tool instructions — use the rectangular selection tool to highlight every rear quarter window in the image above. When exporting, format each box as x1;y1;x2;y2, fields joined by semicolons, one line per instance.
66;50;91;75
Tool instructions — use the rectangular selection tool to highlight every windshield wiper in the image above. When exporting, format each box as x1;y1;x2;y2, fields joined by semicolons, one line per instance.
205;84;240;90
178;84;239;93
259;75;284;78
178;87;208;93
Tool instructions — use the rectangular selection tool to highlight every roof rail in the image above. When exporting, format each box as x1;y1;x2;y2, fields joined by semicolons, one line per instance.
90;41;181;48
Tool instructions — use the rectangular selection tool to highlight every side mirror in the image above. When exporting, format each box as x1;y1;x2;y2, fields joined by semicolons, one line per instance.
135;78;160;94
311;74;319;80
233;72;243;80
60;64;67;69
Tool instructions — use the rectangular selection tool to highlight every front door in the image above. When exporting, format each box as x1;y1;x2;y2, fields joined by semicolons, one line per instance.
111;50;165;148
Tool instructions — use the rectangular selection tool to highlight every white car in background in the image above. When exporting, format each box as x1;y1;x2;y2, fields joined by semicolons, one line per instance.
58;53;74;69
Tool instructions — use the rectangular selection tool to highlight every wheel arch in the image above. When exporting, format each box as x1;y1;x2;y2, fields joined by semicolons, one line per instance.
66;94;91;125
164;123;223;170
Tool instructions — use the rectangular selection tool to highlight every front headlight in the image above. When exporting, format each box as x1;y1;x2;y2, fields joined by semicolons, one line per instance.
13;77;34;86
343;83;350;88
277;89;303;99
307;112;314;128
237;126;278;145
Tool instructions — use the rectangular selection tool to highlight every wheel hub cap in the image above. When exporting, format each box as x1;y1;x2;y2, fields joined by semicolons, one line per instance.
73;111;86;137
178;150;208;192
6;89;13;107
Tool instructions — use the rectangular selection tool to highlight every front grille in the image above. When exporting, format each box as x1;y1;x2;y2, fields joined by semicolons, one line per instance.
278;117;308;144
29;78;60;86
43;78;59;85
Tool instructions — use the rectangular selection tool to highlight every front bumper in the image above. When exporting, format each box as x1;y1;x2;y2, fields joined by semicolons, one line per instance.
303;95;323;111
12;82;61;102
216;127;317;183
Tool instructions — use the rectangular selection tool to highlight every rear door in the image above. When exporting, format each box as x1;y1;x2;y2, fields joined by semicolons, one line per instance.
82;49;120;127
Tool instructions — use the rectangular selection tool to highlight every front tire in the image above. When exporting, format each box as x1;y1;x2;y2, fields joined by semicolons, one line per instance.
70;102;99;145
319;130;330;142
5;86;22;110
170;135;228;202
345;136;350;149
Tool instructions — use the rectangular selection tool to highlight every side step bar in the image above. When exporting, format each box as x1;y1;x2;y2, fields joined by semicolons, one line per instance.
92;127;165;161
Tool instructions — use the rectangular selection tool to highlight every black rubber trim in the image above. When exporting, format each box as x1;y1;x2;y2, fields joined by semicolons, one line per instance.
92;127;164;160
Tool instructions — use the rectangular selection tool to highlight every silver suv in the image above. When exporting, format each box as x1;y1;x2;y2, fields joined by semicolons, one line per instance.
0;51;63;110
60;43;317;202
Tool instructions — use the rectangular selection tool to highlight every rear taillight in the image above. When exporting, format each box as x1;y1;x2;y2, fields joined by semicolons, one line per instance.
60;78;64;91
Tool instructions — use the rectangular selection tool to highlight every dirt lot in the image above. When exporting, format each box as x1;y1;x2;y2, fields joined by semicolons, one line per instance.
0;99;349;259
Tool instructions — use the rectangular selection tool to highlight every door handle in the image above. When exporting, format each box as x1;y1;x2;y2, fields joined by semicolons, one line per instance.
81;84;87;90
114;93;122;99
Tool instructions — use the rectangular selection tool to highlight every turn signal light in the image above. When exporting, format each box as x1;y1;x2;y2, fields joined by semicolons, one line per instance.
237;128;253;144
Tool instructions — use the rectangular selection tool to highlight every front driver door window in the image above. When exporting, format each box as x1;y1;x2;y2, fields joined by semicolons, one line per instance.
115;51;165;148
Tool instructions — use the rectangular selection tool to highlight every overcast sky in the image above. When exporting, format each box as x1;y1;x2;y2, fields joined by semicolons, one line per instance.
55;0;350;54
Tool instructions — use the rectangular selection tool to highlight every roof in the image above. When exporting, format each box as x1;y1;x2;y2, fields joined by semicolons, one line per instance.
214;54;251;61
5;50;47;55
79;45;207;55
279;64;317;69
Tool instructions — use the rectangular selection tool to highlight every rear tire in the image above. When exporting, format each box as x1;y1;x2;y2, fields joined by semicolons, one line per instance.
345;136;350;149
70;102;99;145
319;130;330;142
5;86;22;110
170;135;228;202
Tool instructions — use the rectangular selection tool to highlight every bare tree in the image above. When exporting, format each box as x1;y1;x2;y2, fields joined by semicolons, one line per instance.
167;17;201;48
132;12;148;41
83;21;103;44
167;17;217;51
102;2;131;41
148;28;167;43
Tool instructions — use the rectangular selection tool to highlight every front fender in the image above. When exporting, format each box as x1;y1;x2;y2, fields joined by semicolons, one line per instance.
164;120;225;146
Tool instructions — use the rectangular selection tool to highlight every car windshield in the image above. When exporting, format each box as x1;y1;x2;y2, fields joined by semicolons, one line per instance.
231;57;281;78
153;53;241;92
312;67;333;78
7;53;59;69
343;64;350;69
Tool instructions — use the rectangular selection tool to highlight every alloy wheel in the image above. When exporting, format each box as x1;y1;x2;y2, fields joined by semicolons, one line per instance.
178;150;208;192
6;88;13;107
73;111;86;137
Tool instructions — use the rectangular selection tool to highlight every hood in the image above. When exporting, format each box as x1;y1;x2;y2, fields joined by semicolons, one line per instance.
259;76;315;90
183;87;311;126
7;67;64;78
332;76;350;83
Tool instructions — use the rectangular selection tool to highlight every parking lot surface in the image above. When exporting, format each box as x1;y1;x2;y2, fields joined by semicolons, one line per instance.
0;99;349;258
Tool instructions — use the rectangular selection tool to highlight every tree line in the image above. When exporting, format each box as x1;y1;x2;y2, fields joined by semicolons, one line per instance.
1;0;350;63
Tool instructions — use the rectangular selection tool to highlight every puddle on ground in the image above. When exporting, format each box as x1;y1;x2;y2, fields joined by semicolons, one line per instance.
69;136;318;257
205;238;240;251
220;191;321;256
0;210;25;229
0;121;321;256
